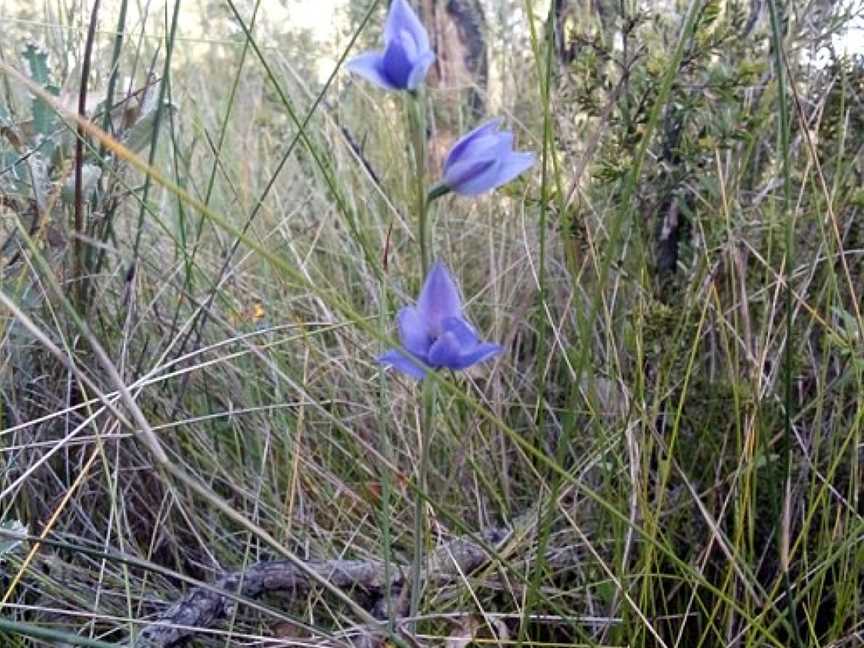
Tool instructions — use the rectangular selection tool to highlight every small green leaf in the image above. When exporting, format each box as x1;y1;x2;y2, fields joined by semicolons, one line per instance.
21;42;60;140
22;43;52;87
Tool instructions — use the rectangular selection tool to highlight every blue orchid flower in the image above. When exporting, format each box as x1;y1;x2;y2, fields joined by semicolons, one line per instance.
346;0;435;91
379;261;502;380
438;118;536;196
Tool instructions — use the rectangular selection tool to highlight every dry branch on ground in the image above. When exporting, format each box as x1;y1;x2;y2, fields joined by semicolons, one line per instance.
134;526;512;647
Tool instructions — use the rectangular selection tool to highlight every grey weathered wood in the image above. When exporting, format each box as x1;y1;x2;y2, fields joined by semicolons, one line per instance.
133;526;510;647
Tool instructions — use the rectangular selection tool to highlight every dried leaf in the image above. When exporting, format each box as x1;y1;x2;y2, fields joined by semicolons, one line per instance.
272;621;306;638
358;473;409;506
0;125;24;150
445;616;481;648
45;222;66;247
445;615;509;647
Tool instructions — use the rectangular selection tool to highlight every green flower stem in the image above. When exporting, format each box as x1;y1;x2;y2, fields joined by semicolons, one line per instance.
406;91;430;275
410;376;436;627
378;280;395;631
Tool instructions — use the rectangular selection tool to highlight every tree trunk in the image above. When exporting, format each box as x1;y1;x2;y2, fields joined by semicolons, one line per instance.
420;0;487;119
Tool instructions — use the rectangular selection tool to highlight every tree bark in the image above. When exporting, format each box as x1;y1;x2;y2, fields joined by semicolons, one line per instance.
421;0;487;119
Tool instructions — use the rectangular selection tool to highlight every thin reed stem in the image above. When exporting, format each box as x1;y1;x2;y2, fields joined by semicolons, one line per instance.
410;377;436;627
378;280;395;631
73;0;100;309
766;0;803;644
406;91;430;274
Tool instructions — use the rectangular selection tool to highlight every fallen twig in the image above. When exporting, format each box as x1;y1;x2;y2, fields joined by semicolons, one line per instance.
133;526;511;647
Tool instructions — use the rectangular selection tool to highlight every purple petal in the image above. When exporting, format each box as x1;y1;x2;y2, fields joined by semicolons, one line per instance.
407;50;436;89
427;333;502;371
456;132;505;160
494;152;536;186
378;349;429;380
442;132;502;178
384;0;430;54
441;128;518;194
441;316;480;347
381;32;418;88
416;261;462;335
492;132;515;156
447;131;510;166
453;342;502;369
444;118;504;169
443;315;503;369
346;51;399;90
449;152;535;195
426;331;463;368
445;159;503;195
398;306;432;356
442;156;497;193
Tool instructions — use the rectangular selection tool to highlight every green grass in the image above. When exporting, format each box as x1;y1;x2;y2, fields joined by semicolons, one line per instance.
1;1;863;646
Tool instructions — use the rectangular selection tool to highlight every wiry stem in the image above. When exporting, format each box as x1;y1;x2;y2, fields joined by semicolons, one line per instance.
378;277;395;630
74;0;101;310
406;91;430;274
405;90;433;629
410;377;436;628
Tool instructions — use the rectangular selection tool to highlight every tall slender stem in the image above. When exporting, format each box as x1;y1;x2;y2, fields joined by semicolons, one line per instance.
410;377;436;627
766;0;802;644
377;279;395;630
406;92;430;274
74;0;101;310
405;81;432;633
